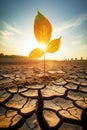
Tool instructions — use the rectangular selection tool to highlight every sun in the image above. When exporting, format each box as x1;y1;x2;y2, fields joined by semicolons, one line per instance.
37;43;46;52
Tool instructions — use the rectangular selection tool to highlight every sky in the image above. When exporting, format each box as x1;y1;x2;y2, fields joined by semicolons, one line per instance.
0;0;87;60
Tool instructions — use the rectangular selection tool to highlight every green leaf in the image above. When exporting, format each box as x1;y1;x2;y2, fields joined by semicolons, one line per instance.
46;37;61;53
34;11;52;44
29;48;44;59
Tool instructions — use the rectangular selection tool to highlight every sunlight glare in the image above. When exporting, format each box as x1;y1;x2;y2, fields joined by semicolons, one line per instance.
37;43;46;52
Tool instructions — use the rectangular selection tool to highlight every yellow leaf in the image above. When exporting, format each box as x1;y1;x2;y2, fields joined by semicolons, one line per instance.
34;11;52;44
46;37;61;53
29;48;44;59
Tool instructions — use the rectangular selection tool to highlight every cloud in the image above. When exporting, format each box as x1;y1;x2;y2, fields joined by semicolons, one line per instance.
0;22;22;53
58;13;87;33
0;21;34;55
0;21;21;40
2;21;22;34
72;40;82;45
71;32;87;46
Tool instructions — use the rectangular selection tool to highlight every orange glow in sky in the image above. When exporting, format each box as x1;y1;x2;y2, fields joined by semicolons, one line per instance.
0;0;87;60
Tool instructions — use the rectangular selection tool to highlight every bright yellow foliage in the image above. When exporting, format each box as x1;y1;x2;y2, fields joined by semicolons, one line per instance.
29;48;44;59
46;37;61;53
29;10;61;59
34;11;52;44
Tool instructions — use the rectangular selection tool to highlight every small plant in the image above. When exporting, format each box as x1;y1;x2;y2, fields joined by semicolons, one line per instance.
29;10;61;76
29;11;61;129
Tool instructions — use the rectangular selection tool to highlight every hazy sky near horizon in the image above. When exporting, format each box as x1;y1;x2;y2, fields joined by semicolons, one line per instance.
0;0;87;60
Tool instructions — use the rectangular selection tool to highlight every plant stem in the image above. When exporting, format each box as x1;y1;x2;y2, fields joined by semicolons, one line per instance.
44;52;45;77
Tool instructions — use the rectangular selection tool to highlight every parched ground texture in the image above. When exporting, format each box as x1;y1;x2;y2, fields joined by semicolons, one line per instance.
0;60;87;130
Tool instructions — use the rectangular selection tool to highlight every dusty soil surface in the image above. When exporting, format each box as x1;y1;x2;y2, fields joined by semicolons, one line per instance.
0;60;87;130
